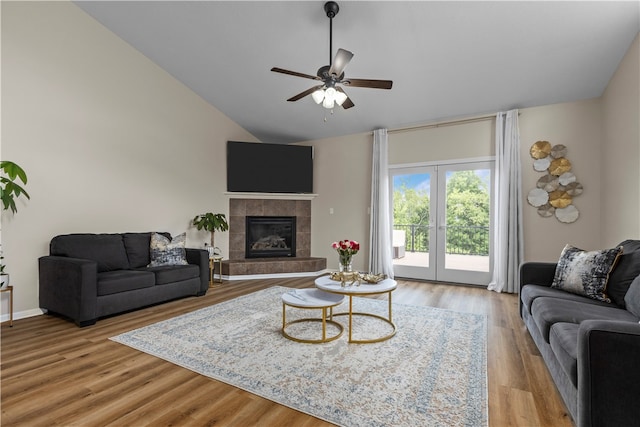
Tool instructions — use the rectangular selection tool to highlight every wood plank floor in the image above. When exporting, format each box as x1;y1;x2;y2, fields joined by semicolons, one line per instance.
1;277;574;426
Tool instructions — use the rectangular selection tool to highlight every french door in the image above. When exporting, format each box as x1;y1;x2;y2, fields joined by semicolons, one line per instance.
390;160;494;285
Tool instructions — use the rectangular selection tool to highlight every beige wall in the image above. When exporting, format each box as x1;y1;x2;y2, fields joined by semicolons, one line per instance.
303;133;373;272
387;99;604;264
309;100;604;270
1;2;258;317
519;99;604;261
601;33;640;245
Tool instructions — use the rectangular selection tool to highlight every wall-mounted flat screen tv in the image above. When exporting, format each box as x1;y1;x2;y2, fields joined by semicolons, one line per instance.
227;141;314;194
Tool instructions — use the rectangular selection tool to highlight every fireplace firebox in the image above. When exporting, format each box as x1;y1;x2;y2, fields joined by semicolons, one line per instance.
246;216;296;258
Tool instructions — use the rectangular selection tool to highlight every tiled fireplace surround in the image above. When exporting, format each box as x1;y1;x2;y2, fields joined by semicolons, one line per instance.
221;198;327;276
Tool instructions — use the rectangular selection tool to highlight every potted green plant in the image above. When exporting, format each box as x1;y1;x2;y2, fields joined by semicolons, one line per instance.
192;212;229;250
1;161;30;214
0;161;29;289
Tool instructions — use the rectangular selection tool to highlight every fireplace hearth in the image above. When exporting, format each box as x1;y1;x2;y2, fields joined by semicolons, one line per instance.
246;216;296;258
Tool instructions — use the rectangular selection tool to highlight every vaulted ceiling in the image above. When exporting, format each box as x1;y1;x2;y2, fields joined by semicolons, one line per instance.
75;1;639;143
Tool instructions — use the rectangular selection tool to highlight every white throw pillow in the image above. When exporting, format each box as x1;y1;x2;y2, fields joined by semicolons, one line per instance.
148;232;188;267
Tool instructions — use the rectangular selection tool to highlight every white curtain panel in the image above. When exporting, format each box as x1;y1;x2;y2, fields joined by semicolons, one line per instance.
369;129;394;278
488;110;523;293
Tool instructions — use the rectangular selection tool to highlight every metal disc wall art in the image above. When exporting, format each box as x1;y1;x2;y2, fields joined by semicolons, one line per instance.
555;205;580;223
548;190;572;208
530;140;552;159
537;174;559;192
527;140;582;223
527;188;549;207
533;158;551;171
549;158;572;176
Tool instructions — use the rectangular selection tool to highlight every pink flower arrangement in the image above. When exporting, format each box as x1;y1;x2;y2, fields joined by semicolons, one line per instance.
332;239;359;272
332;239;360;257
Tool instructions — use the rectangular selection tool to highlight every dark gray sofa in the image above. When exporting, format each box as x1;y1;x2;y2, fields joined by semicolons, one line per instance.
39;232;209;327
519;239;640;427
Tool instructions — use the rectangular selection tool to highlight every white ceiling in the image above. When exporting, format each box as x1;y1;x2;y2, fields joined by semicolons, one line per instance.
74;1;639;144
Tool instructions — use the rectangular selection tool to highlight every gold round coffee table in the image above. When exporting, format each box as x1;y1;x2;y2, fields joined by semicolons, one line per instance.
314;276;397;344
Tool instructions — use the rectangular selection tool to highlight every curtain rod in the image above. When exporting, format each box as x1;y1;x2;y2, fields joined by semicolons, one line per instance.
387;111;518;135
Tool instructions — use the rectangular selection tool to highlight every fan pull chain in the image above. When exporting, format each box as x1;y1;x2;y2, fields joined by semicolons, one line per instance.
323;108;335;123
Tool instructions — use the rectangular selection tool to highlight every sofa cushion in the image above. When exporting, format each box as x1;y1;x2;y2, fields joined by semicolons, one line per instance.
50;234;129;273
531;297;636;342
140;264;200;285
607;240;640;308
551;244;622;302
549;322;579;387
149;233;188;267
624;274;640;318
521;284;609;315
123;232;171;268
97;270;155;296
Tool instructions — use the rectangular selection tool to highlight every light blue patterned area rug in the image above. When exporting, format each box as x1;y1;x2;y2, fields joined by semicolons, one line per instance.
110;286;487;427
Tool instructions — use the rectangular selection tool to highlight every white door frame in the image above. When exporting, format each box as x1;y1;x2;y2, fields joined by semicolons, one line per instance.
390;157;494;285
390;165;437;281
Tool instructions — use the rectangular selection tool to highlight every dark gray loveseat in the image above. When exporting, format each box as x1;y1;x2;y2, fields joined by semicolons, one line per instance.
519;239;640;427
39;232;209;327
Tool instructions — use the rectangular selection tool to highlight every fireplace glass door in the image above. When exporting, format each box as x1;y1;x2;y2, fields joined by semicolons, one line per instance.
246;216;296;258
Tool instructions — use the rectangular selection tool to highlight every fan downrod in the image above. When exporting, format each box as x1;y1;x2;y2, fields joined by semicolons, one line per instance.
324;1;339;18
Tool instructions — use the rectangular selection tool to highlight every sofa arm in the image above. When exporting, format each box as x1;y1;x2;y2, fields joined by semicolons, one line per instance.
185;248;209;294
38;255;98;327
519;262;557;292
578;319;640;427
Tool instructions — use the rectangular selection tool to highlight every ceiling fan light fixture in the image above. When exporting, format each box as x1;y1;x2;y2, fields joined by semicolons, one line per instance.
322;86;339;109
324;86;337;99
311;88;325;104
322;96;335;109
334;90;348;106
271;1;392;111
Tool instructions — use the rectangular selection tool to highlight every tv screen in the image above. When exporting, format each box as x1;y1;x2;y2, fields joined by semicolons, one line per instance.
227;141;314;193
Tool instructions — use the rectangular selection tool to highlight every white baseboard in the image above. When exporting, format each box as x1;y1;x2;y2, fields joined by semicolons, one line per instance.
1;308;45;324
223;270;330;281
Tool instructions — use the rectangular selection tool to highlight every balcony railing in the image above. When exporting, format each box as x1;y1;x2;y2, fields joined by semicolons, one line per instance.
393;224;489;256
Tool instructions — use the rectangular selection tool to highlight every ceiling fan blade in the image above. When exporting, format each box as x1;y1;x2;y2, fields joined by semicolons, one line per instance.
342;98;355;109
343;78;393;90
286;85;323;102
336;86;354;109
328;48;354;77
271;67;321;81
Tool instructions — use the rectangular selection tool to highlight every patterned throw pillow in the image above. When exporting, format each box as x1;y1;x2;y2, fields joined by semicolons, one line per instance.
551;244;623;302
148;232;189;267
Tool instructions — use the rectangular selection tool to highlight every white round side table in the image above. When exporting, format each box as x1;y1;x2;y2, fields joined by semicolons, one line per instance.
281;288;345;344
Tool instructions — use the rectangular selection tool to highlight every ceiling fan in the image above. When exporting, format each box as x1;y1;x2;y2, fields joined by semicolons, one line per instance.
271;1;393;110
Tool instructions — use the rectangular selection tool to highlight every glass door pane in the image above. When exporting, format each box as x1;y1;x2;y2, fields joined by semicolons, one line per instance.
391;167;436;281
436;162;493;285
391;161;493;285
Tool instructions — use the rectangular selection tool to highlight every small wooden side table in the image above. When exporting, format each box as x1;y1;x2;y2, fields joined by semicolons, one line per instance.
1;285;14;327
208;256;223;287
